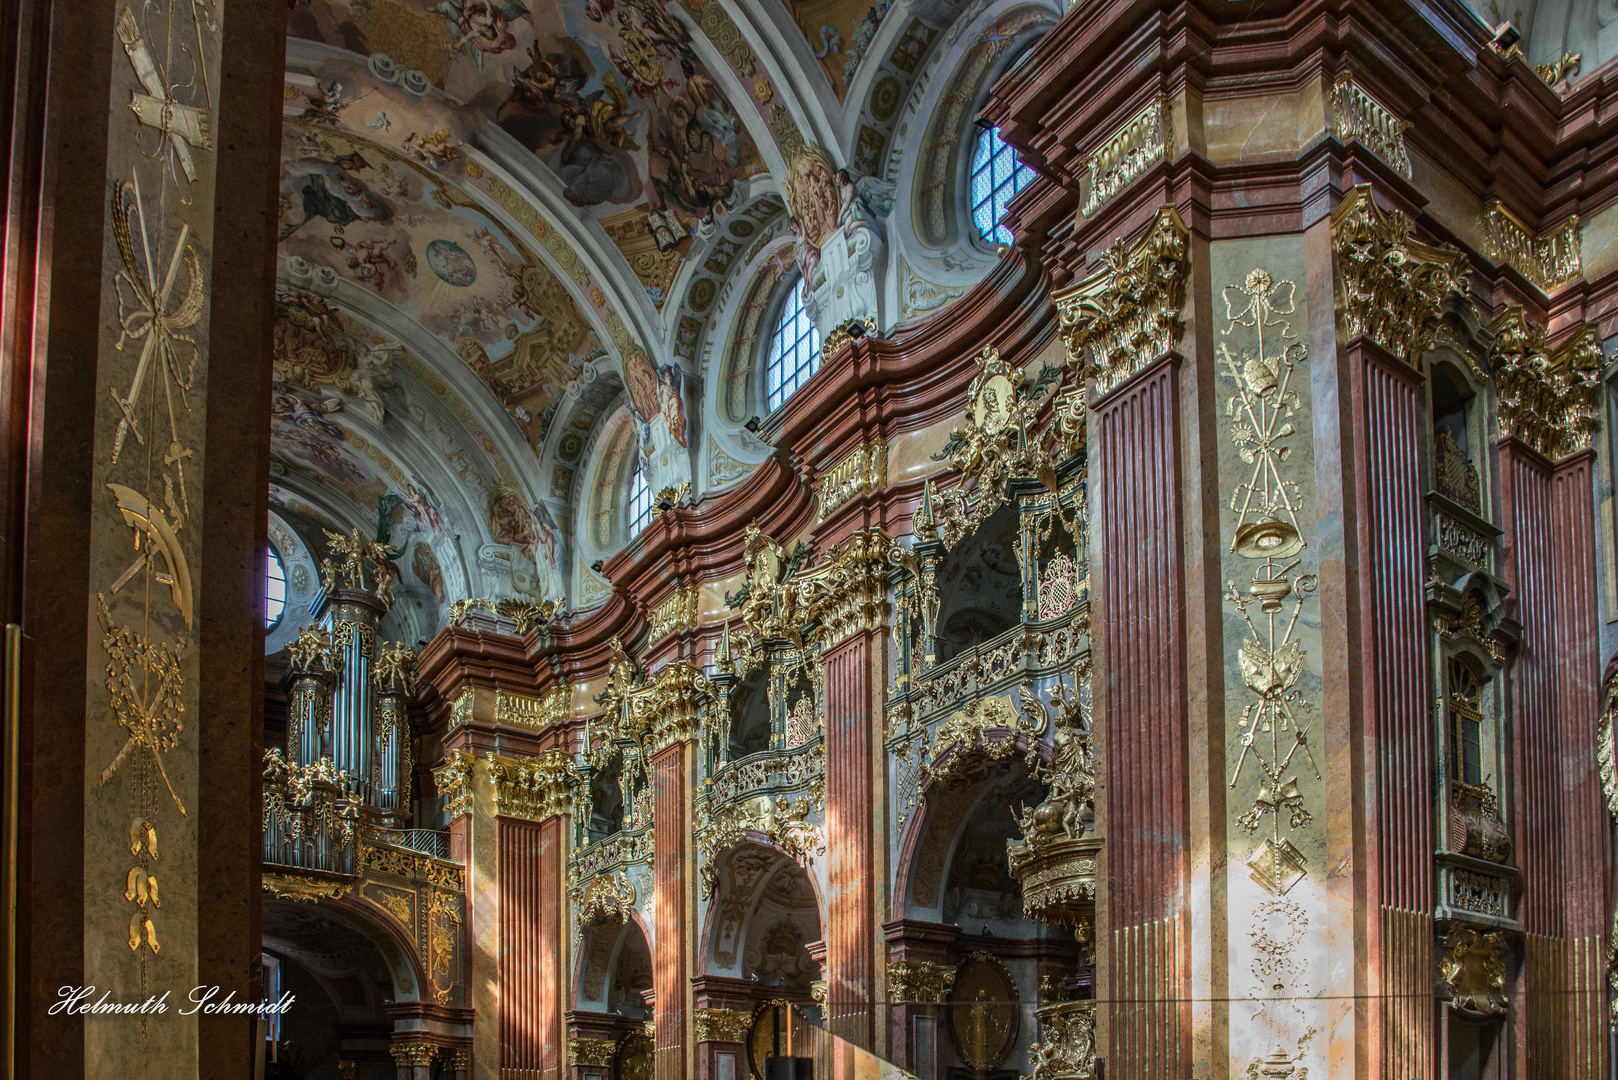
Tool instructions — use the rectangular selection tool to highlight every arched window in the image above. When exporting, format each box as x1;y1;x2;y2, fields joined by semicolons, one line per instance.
265;546;287;629
970;125;1036;246
628;458;652;537
765;283;820;411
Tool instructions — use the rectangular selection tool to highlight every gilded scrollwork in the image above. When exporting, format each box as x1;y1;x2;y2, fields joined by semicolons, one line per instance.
1052;206;1190;398
1331;184;1468;366
697;794;824;899
923;695;1024;785
1438;926;1509;1017
573;870;637;928
1027;1000;1097;1080
921;346;1057;549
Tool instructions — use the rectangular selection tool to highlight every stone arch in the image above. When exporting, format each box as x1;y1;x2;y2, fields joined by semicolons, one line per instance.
891;739;1041;922
264;894;428;1006
702;841;825;992
575;907;656;1014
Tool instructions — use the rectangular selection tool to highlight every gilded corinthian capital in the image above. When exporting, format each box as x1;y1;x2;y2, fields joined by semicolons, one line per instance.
888;960;956;1003
487;748;577;821
1331;184;1468;365
1052;206;1190;399
797;528;905;642
1488;309;1600;460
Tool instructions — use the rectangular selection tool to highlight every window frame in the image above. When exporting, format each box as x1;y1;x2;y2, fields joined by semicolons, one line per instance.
968;123;1037;249
762;276;821;413
264;545;287;631
627;457;652;539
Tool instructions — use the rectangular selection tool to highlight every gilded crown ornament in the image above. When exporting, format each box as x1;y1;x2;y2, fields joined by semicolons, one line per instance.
924;346;1057;549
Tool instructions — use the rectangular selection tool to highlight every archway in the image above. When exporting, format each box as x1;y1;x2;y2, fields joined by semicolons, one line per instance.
262;898;425;1079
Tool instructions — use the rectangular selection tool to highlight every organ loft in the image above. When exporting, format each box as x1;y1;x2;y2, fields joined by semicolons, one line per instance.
3;0;1618;1078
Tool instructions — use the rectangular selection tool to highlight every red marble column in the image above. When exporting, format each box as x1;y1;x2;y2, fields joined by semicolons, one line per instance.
824;630;875;1048
654;741;693;1080
1497;437;1564;1079
1093;356;1188;1080
499;817;547;1079
1550;449;1610;1080
1347;342;1433;1079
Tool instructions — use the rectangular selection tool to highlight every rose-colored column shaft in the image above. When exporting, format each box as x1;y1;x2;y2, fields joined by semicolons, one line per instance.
1094;358;1188;1080
1350;349;1433;1079
1498;437;1565;1078
1551;450;1609;1080
654;742;691;1080
498;817;547;1078
824;631;874;1047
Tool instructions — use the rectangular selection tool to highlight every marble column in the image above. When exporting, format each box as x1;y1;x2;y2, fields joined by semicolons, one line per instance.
824;630;876;1047
488;750;575;1080
1092;352;1189;1079
1054;210;1193;1080
390;1042;437;1080
1550;447;1610;1079
653;737;694;1080
1348;333;1436;1078
5;0;284;1075
1501;434;1564;1075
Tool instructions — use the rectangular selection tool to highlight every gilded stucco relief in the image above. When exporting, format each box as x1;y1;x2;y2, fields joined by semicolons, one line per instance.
87;0;223;1064
1214;241;1324;1080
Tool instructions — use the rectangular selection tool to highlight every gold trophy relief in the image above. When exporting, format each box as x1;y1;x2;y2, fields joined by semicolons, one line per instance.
125;819;161;954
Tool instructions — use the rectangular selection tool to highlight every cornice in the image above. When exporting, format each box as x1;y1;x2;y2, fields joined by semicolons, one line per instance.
416;626;539;702
602;453;816;608
986;0;1618;241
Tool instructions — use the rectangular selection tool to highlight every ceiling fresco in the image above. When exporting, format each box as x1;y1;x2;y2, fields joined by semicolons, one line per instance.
262;0;1054;623
784;0;895;102
285;0;767;277
278;123;603;452
271;290;566;611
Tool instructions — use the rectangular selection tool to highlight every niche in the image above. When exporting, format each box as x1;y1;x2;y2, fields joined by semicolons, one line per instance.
1431;361;1482;514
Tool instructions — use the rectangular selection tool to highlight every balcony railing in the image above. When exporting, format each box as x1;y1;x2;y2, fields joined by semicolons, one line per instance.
370;827;451;861
903;607;1089;726
707;736;825;809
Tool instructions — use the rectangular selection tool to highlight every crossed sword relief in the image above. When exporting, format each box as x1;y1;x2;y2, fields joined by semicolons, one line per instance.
99;179;202;815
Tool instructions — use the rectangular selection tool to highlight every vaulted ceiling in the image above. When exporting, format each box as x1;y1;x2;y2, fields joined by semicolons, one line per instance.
270;0;1061;644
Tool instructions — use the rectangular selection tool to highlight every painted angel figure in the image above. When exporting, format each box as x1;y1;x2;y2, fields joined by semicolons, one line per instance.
836;168;895;237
